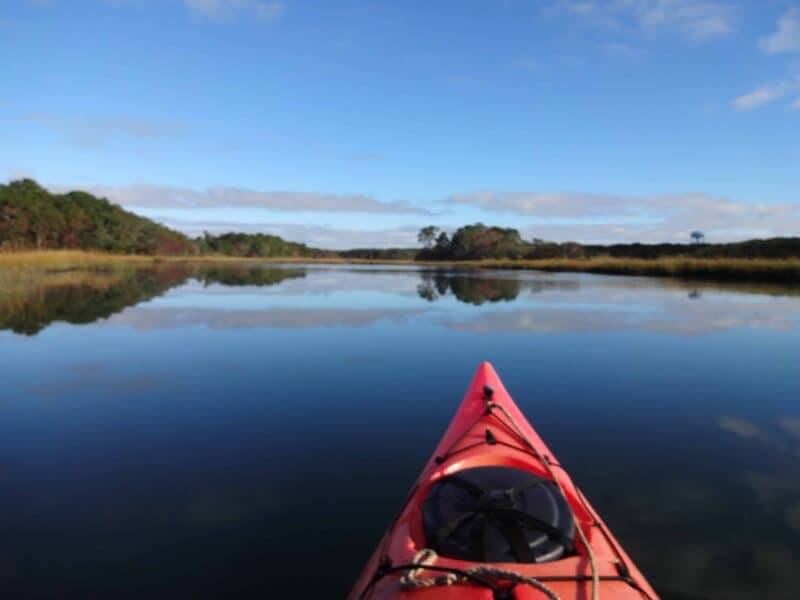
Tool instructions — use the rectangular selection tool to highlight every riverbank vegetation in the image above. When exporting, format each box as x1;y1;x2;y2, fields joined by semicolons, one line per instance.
412;223;800;262
0;179;326;258
2;180;799;283
465;256;800;282
0;260;306;335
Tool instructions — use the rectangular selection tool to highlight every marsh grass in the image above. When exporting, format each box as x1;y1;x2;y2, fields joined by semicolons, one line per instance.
1;250;799;283
0;250;155;274
471;256;800;282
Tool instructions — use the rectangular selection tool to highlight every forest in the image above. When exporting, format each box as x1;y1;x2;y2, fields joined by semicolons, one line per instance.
412;224;800;261
0;179;196;255
2;180;798;263
0;180;323;258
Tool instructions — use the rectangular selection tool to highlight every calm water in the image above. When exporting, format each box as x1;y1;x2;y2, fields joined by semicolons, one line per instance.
1;263;799;599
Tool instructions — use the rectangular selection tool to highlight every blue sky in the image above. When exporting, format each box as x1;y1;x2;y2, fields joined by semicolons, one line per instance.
2;0;799;248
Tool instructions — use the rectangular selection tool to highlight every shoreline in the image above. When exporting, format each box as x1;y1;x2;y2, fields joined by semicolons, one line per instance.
1;250;799;283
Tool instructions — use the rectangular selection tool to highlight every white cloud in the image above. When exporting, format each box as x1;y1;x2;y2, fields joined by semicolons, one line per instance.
732;81;796;111
49;183;431;216
25;112;185;148
158;218;423;249
512;56;539;71
21;178;800;247
181;0;285;21
549;0;737;41
447;190;800;243
598;41;642;56
761;7;800;55
5;167;35;180
739;9;800;111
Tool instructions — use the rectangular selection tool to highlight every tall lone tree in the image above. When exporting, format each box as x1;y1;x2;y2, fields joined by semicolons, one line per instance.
417;226;440;249
690;230;705;244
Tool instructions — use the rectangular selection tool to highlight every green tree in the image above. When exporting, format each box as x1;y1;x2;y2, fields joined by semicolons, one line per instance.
417;226;440;249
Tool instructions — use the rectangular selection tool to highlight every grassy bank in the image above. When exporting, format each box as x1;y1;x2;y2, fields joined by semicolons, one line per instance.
0;250;156;273
255;255;800;282
0;250;306;273
469;256;800;282
1;250;799;283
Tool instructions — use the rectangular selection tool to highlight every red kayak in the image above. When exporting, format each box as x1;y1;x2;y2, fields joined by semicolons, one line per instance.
349;362;657;600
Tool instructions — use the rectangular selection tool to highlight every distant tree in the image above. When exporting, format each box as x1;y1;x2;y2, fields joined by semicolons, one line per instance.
434;231;451;255
691;230;705;244
417;226;440;249
447;223;518;259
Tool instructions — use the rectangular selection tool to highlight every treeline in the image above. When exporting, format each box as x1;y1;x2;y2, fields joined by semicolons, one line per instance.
583;238;800;260
416;224;800;261
338;248;418;260
0;179;325;258
0;179;196;255
196;232;325;259
3;180;798;262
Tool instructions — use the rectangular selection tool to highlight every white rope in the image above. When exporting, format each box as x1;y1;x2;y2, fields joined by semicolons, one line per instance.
400;548;561;600
399;548;458;589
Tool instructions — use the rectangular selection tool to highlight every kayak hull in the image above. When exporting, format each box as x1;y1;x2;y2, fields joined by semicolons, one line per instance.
349;362;657;600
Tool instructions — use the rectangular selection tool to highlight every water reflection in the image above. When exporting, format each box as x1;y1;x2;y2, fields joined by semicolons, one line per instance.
417;270;521;304
2;264;800;337
0;263;305;335
106;306;423;331
0;262;799;598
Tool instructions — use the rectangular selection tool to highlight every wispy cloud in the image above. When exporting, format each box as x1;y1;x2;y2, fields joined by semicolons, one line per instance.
598;41;642;56
512;56;539;72
348;151;385;162
548;0;738;41
181;0;286;21
446;190;800;243
50;183;431;216
25;112;185;148
733;8;800;111
24;0;287;22
447;74;486;87
164;219;423;249
5;167;35;180
732;81;797;111
760;7;800;55
142;217;423;249
447;298;800;336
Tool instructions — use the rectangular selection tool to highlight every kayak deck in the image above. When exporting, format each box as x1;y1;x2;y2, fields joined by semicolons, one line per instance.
349;362;657;600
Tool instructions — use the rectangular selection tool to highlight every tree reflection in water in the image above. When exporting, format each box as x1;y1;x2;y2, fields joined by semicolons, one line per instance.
0;263;306;335
417;270;521;305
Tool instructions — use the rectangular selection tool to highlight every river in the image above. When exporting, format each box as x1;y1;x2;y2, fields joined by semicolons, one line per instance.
1;263;798;598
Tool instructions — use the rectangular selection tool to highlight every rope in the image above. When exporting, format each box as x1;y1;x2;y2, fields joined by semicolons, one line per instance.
489;402;600;600
400;548;561;600
399;548;458;589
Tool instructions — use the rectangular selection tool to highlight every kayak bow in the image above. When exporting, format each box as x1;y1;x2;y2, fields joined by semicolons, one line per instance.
349;362;657;600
